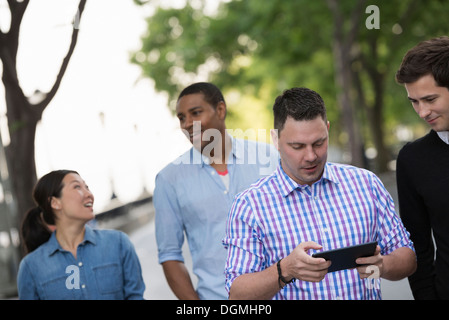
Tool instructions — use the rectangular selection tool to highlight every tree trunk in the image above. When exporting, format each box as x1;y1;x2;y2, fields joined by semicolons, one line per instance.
0;0;87;239
327;0;366;168
2;71;42;228
332;41;365;167
369;72;389;173
5;119;40;228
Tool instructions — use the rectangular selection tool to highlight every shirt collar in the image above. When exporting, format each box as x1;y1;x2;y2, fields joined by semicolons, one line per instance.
275;162;339;197
437;131;449;145
191;134;241;167
47;225;97;257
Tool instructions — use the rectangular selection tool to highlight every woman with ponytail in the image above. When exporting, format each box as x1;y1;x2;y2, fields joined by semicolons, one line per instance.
17;170;145;299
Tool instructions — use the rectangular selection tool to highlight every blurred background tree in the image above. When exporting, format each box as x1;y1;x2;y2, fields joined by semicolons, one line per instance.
0;0;86;233
132;0;449;173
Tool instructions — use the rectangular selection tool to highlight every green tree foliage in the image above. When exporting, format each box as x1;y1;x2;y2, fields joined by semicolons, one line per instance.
132;0;449;172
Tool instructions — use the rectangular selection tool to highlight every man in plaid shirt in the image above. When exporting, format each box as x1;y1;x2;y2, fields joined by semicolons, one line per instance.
223;87;416;300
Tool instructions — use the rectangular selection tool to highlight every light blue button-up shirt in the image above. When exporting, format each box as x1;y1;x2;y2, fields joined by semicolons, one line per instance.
154;137;278;299
17;226;145;300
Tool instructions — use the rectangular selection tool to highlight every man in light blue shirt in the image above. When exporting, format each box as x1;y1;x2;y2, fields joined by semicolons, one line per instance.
154;82;278;299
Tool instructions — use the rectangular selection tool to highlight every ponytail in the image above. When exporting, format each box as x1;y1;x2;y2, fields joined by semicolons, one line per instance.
21;206;52;254
21;170;77;254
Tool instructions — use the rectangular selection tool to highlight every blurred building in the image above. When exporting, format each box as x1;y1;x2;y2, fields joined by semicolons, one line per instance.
0;131;20;298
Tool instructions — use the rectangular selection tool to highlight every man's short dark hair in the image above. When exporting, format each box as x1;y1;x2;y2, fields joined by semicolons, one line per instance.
396;36;449;89
177;82;225;109
273;87;327;133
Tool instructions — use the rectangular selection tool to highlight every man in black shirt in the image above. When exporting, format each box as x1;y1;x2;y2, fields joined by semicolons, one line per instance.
396;36;449;299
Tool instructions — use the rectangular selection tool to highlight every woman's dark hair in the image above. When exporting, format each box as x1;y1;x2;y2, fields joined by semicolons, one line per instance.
396;36;449;89
273;87;327;134
21;170;78;254
177;82;225;109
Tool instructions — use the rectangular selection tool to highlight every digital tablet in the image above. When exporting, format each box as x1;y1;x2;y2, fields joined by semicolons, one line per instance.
312;241;378;273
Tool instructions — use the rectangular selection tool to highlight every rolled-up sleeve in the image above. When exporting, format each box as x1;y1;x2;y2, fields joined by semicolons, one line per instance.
371;173;415;256
154;172;185;264
223;195;265;294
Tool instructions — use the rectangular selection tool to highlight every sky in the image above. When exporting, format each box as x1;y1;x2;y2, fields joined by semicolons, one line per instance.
0;0;192;212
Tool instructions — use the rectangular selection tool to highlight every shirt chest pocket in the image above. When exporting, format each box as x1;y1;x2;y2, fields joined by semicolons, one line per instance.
93;263;122;295
177;183;228;224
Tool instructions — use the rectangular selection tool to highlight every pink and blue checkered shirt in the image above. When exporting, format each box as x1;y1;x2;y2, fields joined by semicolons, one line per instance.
223;162;414;300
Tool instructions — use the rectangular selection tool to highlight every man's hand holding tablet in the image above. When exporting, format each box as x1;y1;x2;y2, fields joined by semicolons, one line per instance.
312;241;379;273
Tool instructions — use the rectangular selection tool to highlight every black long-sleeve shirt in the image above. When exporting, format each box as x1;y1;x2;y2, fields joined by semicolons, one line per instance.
396;130;449;299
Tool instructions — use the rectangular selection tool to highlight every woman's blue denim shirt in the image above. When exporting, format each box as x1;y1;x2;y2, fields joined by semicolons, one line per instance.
17;226;145;300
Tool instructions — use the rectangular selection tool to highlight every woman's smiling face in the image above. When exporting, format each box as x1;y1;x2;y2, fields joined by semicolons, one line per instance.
51;173;95;223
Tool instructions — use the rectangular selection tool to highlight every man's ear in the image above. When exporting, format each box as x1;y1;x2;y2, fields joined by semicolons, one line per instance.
216;101;227;120
271;129;279;150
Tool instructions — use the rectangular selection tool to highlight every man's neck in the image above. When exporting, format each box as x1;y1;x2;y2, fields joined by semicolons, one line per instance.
206;132;232;167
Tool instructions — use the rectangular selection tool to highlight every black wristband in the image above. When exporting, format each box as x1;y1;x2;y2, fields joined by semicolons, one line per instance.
277;259;295;289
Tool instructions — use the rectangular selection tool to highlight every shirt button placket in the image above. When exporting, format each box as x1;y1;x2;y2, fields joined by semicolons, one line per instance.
311;191;326;242
78;261;86;291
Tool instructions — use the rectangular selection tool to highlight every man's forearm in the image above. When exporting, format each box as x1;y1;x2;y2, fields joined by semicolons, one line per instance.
229;261;287;300
382;247;417;281
162;260;199;300
229;242;330;299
